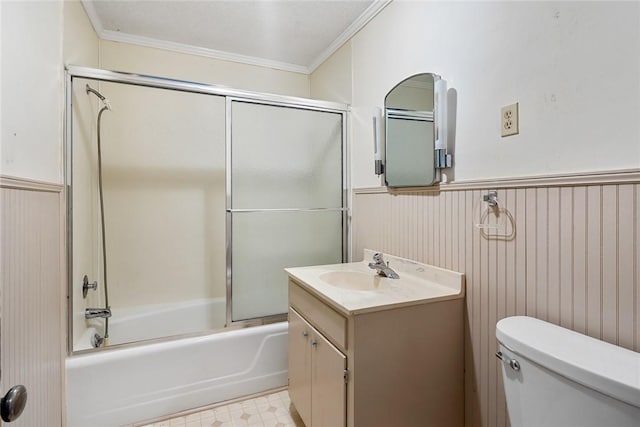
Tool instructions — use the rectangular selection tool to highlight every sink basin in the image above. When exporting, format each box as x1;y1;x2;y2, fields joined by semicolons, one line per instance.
286;249;465;314
319;271;389;291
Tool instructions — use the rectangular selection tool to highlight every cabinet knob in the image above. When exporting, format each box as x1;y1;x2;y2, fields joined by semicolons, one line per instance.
311;339;317;348
302;331;308;338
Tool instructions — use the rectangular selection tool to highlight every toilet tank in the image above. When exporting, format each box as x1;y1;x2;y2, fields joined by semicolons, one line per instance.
496;316;640;427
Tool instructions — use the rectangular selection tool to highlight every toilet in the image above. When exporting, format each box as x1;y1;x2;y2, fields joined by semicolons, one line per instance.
496;316;640;427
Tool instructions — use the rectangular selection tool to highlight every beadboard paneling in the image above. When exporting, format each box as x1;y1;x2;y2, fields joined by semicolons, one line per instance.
353;179;640;427
1;180;64;427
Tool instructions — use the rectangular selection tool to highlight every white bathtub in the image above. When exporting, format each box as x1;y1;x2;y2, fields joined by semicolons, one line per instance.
66;322;288;426
78;297;227;349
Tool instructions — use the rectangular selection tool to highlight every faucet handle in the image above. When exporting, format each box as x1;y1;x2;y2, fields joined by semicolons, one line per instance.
373;252;384;263
82;275;98;298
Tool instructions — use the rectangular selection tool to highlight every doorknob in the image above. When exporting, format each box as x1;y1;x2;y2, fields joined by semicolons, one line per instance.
1;385;27;422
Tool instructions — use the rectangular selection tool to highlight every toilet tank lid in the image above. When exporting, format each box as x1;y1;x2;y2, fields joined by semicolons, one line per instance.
496;316;640;408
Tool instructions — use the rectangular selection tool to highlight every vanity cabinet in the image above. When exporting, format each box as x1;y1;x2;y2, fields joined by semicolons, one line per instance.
288;308;346;427
287;269;464;427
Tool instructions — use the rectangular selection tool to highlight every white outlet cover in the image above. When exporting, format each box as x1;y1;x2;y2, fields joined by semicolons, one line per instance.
501;102;519;137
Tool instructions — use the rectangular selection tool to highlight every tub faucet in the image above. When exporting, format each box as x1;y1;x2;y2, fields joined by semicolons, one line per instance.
85;307;112;319
368;253;400;279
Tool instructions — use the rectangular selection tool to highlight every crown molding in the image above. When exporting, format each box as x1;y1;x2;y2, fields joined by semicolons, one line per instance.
307;0;393;73
81;0;391;76
81;0;308;74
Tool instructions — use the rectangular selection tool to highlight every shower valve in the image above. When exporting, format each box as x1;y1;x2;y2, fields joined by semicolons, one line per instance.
82;275;98;298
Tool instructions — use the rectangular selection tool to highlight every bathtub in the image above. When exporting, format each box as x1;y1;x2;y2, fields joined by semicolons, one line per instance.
66;322;288;426
78;297;227;349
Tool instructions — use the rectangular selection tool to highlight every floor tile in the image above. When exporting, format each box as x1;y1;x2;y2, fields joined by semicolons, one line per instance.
133;389;306;427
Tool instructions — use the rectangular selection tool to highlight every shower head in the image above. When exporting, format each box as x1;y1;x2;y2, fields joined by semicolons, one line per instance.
86;84;112;111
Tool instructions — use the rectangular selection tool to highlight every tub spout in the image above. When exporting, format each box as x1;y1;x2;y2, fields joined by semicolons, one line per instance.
85;307;111;319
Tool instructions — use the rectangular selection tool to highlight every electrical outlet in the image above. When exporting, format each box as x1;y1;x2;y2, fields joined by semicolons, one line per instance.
501;103;519;137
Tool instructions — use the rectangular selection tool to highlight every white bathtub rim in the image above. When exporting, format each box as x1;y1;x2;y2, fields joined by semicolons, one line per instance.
67;321;286;366
71;323;231;357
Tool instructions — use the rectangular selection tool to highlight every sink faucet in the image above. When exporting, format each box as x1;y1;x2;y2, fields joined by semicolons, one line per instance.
85;307;112;319
368;253;400;279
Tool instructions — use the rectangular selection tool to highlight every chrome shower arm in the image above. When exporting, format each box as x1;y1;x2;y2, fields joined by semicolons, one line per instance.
86;84;112;111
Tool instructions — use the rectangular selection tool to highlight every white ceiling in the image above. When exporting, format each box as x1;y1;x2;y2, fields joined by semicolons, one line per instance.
82;0;391;74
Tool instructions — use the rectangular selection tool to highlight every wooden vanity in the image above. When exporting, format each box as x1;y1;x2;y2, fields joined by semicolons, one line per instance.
286;251;465;427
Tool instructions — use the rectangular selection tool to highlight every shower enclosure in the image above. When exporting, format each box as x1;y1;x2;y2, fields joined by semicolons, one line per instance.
65;66;348;353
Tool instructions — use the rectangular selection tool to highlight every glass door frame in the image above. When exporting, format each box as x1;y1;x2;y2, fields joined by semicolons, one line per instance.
224;97;349;327
64;66;350;354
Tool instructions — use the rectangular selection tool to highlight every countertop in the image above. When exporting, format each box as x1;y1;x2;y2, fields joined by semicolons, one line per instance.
285;250;465;316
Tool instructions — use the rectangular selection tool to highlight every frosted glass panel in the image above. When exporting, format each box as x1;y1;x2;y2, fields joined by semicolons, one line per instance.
231;102;343;209
232;211;343;321
98;82;227;310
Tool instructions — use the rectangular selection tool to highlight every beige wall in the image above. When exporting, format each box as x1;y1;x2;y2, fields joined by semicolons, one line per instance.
63;0;99;68
353;174;640;427
99;40;310;98
311;1;640;188
310;42;352;104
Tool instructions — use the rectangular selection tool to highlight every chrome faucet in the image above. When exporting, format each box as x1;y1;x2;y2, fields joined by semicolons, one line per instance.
368;253;400;279
85;307;112;319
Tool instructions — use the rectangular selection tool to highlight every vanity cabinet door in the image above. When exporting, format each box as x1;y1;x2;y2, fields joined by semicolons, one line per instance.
288;309;312;426
311;329;346;427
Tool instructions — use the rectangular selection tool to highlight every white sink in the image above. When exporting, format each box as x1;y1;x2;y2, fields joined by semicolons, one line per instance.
285;249;465;315
319;271;390;291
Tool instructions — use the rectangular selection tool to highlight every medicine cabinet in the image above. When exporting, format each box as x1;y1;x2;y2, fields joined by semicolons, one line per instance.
382;73;450;188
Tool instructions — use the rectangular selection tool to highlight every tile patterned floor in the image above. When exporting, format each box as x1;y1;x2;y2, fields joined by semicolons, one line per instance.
132;389;305;427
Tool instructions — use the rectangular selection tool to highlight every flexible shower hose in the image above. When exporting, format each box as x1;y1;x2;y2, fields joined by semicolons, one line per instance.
97;105;111;340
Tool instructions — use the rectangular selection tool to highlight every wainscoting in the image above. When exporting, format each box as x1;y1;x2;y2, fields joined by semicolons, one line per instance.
352;170;640;427
1;176;64;426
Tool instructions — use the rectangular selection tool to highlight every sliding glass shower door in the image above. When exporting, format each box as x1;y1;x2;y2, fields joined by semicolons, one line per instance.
229;101;345;322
